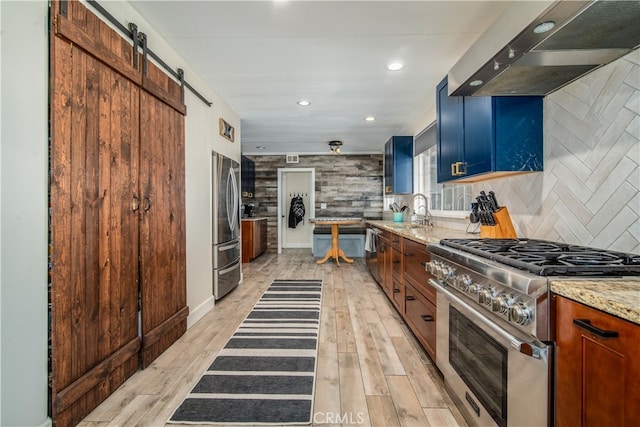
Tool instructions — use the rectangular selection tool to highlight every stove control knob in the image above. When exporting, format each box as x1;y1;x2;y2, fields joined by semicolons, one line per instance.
468;283;482;295
492;294;514;314
442;266;456;281
455;274;472;291
427;260;440;275
509;303;532;325
478;288;495;306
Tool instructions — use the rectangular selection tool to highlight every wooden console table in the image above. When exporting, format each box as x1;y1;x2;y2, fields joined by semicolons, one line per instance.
310;218;362;265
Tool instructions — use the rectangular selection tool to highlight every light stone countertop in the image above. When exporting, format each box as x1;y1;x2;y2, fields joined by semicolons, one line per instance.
241;217;268;221
365;220;472;245
368;220;640;325
551;279;640;325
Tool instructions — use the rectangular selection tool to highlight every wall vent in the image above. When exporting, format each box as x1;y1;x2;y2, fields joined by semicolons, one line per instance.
286;154;299;164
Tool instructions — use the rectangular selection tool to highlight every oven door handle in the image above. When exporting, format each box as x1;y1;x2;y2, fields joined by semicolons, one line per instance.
429;279;545;359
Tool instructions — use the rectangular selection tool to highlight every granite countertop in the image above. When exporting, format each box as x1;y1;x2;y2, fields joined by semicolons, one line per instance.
365;220;471;245
551;280;640;325
241;217;268;221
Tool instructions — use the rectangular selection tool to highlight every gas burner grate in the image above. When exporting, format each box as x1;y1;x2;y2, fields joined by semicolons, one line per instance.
439;238;640;276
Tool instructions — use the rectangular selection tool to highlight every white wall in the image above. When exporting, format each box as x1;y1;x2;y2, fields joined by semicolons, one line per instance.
0;0;242;424
1;1;50;426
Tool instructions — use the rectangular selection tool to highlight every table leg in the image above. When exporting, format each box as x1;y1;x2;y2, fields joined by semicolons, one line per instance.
316;224;353;265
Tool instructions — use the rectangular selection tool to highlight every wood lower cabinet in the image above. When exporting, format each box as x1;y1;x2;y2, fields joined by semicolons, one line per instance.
377;231;393;297
554;294;640;427
371;228;437;361
404;282;437;360
242;219;267;263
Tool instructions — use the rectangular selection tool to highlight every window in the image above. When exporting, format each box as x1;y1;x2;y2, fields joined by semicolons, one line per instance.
414;145;472;216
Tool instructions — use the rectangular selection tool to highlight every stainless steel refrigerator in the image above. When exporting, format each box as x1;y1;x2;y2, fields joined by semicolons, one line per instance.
212;152;241;299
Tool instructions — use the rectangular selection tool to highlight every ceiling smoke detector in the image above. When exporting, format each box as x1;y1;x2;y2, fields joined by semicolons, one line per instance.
328;140;343;154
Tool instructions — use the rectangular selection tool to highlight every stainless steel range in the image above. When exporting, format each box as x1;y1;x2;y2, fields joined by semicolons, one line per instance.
426;238;640;427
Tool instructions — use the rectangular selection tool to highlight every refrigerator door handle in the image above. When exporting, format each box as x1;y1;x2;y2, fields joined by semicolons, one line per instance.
219;261;240;276
227;165;239;234
218;241;240;252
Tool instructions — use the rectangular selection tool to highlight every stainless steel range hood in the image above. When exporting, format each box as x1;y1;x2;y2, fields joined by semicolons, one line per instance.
448;0;640;96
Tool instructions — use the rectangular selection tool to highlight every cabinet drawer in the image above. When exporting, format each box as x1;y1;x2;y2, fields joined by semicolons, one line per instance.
403;239;436;302
389;234;403;251
404;282;436;360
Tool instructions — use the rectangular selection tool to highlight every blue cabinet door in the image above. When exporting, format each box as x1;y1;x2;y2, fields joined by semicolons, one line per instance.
494;97;543;173
384;136;413;194
436;75;543;183
436;77;464;182
463;95;493;177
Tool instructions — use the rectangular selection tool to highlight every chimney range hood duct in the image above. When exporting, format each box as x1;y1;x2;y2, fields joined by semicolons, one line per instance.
448;0;640;97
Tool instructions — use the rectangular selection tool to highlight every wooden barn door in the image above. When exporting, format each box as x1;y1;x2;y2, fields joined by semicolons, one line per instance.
49;1;187;425
138;63;188;368
49;4;141;426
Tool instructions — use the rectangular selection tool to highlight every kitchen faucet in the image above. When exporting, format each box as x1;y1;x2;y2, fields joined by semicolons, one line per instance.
410;193;434;228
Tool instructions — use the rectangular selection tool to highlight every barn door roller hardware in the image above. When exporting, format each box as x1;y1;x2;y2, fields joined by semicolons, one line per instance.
85;0;212;107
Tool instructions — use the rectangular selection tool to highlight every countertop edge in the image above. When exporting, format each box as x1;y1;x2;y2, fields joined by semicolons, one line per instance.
365;220;472;245
551;280;640;326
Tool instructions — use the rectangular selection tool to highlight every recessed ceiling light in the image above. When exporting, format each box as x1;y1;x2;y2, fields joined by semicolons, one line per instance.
364;116;375;122
469;80;484;87
533;21;556;34
297;100;311;106
386;62;404;71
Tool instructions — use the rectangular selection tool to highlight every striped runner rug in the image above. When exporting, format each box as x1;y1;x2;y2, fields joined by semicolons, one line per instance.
169;279;323;425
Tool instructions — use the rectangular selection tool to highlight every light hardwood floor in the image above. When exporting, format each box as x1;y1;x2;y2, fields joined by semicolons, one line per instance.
78;249;467;427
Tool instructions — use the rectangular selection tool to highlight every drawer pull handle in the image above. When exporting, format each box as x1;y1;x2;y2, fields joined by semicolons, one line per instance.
573;319;618;338
393;288;400;294
405;295;415;301
421;315;434;322
404;252;414;257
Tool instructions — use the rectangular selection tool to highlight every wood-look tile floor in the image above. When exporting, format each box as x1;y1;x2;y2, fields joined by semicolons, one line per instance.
79;249;467;427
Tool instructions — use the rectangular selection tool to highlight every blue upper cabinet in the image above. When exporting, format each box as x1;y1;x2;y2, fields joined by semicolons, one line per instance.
384;136;413;194
436;76;543;183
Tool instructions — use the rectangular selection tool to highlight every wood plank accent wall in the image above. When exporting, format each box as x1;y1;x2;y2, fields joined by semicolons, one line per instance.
242;154;383;250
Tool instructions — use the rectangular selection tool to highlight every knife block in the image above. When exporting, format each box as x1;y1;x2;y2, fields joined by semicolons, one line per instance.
480;207;517;239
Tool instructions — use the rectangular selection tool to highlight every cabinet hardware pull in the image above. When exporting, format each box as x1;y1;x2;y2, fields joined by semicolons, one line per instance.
393;239;399;244
393;288;400;293
404;253;414;257
143;197;151;212
405;295;415;301
573;319;619;338
421;315;434;322
132;196;140;212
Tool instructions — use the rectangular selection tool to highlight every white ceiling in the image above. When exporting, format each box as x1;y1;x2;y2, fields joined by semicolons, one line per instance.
130;1;512;155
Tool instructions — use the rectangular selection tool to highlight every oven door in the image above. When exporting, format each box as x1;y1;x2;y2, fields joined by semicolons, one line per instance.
431;279;550;427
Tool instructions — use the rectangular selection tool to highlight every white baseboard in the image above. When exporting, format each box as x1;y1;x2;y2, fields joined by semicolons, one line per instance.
187;295;215;329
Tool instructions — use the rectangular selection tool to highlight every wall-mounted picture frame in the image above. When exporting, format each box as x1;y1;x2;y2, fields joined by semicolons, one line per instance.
219;118;235;142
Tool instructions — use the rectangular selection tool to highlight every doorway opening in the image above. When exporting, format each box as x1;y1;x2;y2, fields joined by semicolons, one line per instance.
277;168;316;254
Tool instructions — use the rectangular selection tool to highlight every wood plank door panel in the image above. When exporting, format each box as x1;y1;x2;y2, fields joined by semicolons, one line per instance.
139;63;188;368
50;31;140;427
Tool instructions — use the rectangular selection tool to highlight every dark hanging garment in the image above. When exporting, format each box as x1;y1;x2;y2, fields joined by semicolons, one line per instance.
288;196;305;228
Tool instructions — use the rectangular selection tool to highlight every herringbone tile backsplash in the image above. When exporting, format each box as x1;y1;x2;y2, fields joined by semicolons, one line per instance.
474;50;640;254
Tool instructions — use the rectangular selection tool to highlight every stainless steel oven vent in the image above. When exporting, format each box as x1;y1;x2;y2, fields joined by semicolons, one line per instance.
449;0;640;96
